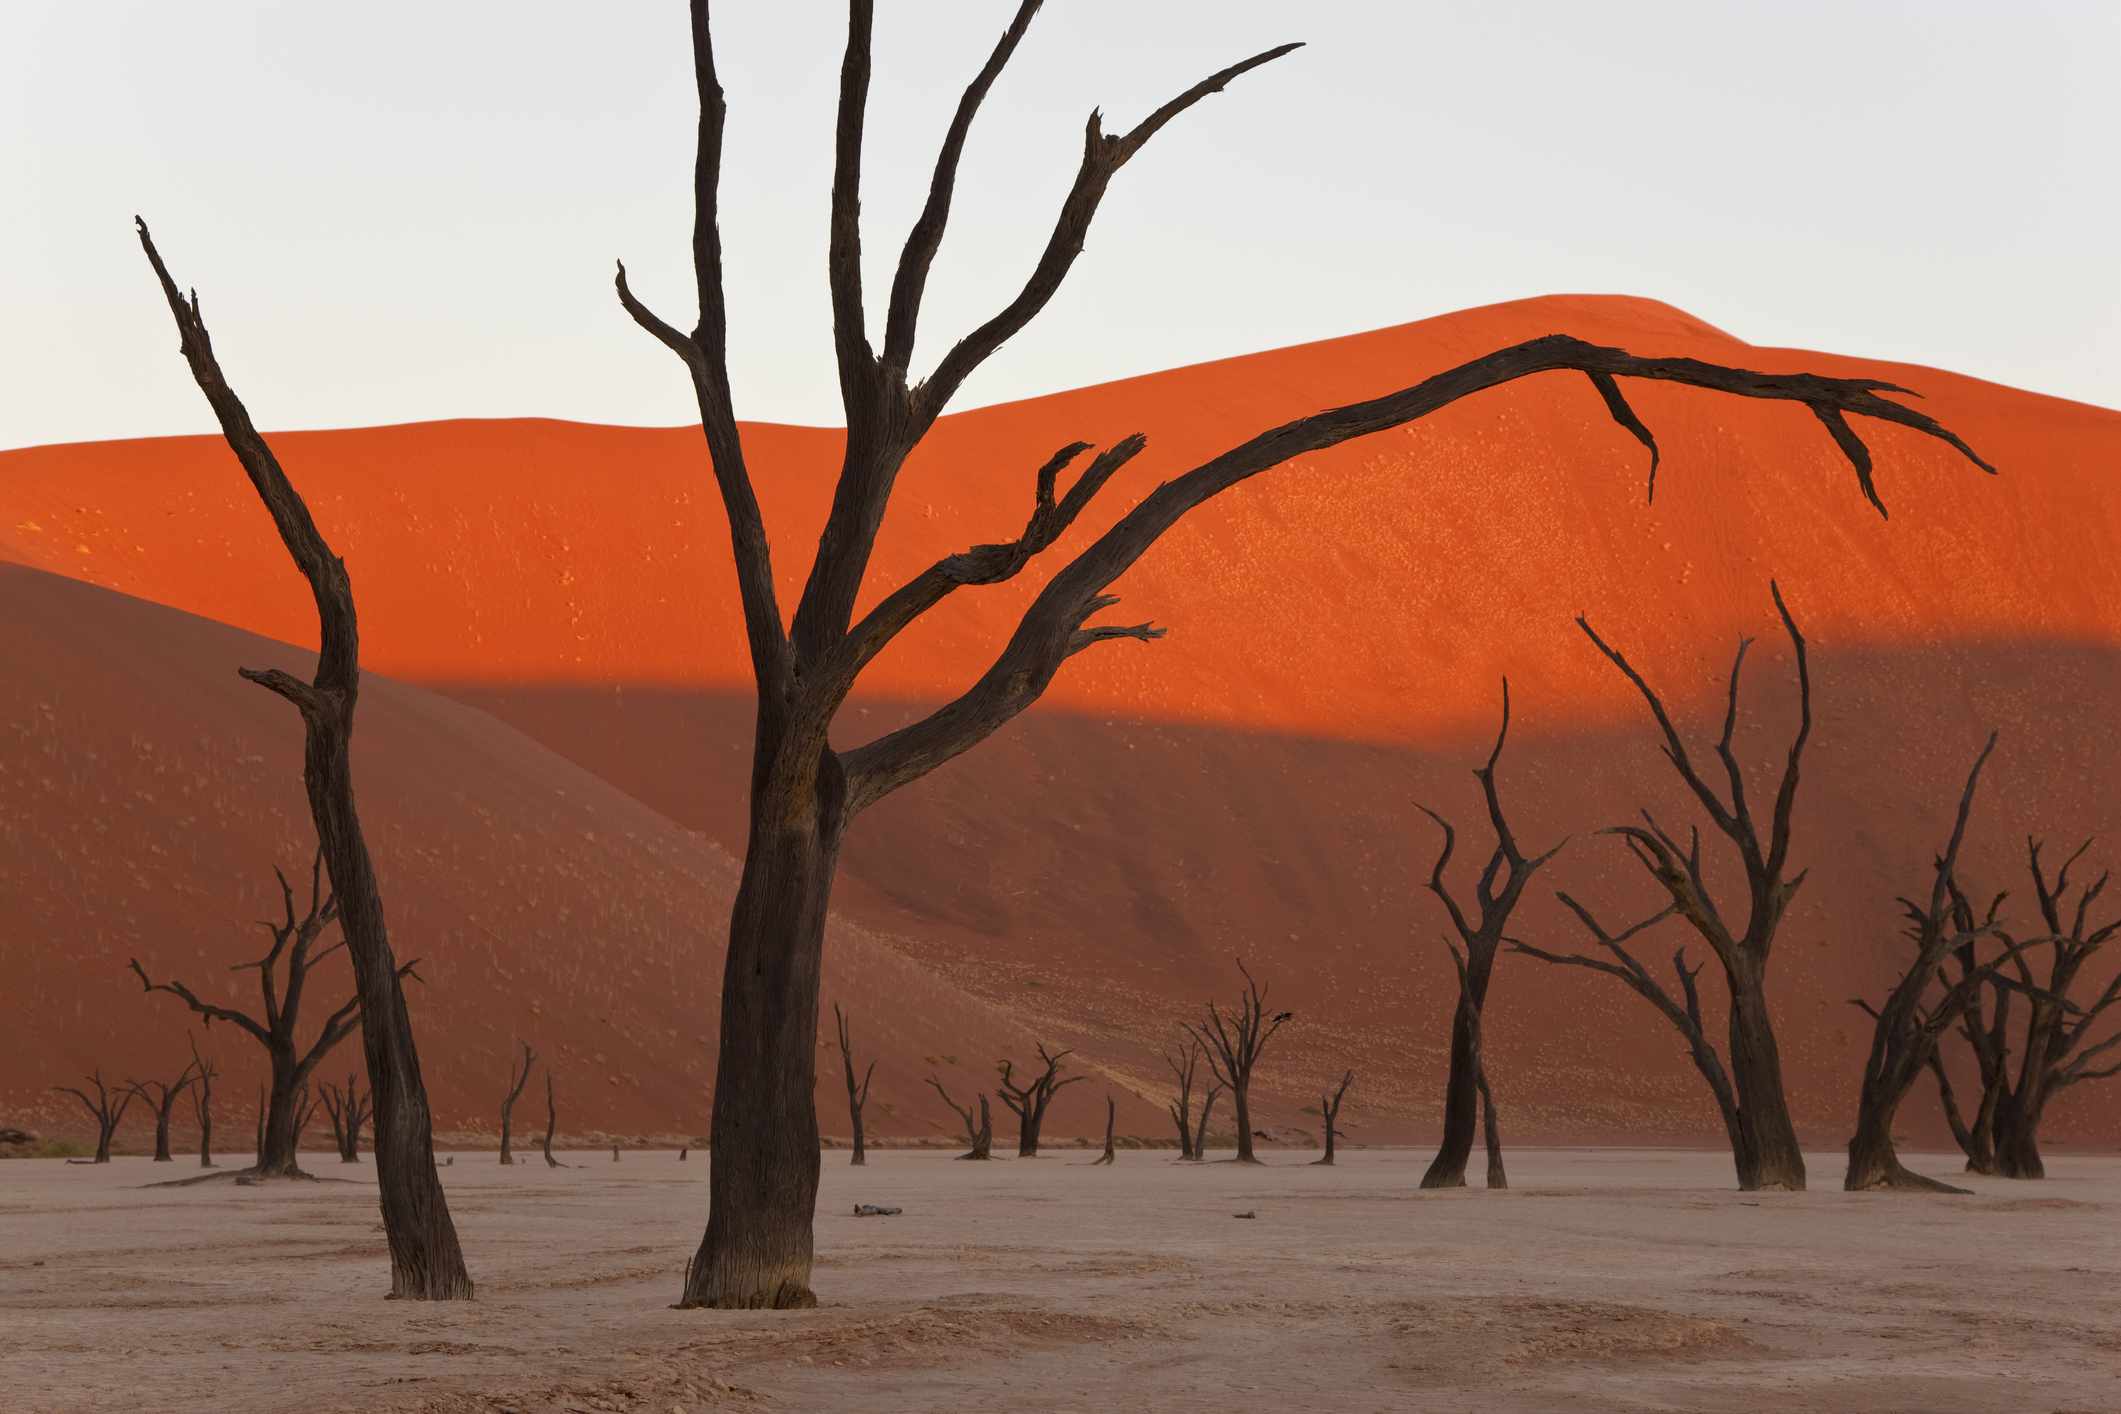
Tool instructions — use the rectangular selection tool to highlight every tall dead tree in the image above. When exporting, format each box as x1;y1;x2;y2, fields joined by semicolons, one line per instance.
1313;1071;1354;1166
541;1074;562;1168
131;1059;203;1163
832;1003;877;1166
1415;680;1560;1188
137;223;471;1298
187;1035;218;1168
1845;735;2025;1191
319;1073;373;1163
1933;838;2121;1178
926;1075;992;1160
499;1043;536;1166
997;1045;1084;1158
54;1070;137;1163
129;851;407;1179
610;2;1989;1307
1093;1095;1117;1164
1163;1036;1206;1160
1541;583;1817;1190
1189;961;1292;1164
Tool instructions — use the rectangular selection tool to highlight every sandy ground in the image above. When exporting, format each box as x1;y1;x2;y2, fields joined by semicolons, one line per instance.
2;1147;2115;1413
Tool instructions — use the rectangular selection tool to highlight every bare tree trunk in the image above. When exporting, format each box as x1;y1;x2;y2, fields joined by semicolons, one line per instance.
542;1074;560;1168
1093;1095;1116;1164
499;1043;535;1166
677;816;836;1309
1478;1067;1506;1189
1422;972;1492;1187
1728;975;1807;1190
834;1003;876;1166
1313;1071;1353;1165
1192;1085;1221;1160
967;1096;993;1161
188;1040;217;1168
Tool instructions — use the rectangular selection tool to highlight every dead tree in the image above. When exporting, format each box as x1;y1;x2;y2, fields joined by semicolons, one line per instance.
1193;1082;1224;1160
187;1035;218;1168
1313;1071;1354;1166
996;1044;1085;1157
1163;1036;1206;1159
54;1070;137;1163
128;851;410;1179
1934;838;2121;1179
318;1074;373;1163
131;1059;203;1163
137;223;471;1298
1846;735;2025;1192
611;2;1983;1307
832;1003;877;1166
541;1074;562;1168
1441;943;1509;1189
1550;583;1817;1190
1189;960;1292;1163
1093;1095;1117;1164
498;1043;536;1166
1415;679;1560;1188
928;1077;996;1161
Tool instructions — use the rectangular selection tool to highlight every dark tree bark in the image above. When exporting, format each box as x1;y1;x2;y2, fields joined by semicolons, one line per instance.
1414;680;1559;1188
833;1003;877;1166
499;1042;535;1166
1188;961;1291;1163
290;1084;319;1154
319;1073;373;1163
1438;940;1509;1188
1540;582;1817;1190
996;1044;1085;1158
616;4;1989;1308
131;1059;202;1163
1163;1037;1205;1160
1193;1083;1223;1161
187;1035;218;1168
1093;1095;1117;1165
541;1074;562;1168
54;1070;137;1163
129;850;406;1179
1934;838;2121;1179
1312;1071;1354;1165
136;223;472;1300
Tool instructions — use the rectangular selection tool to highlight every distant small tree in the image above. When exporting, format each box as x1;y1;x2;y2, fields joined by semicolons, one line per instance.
54;1070;137;1163
925;1076;995;1161
131;1059;203;1163
997;1045;1084;1157
1162;1036;1206;1159
1414;680;1559;1189
833;1003;877;1166
186;1035;219;1168
1188;960;1291;1163
498;1043;536;1166
318;1073;373;1163
1092;1095;1117;1165
1312;1071;1354;1166
541;1074;563;1168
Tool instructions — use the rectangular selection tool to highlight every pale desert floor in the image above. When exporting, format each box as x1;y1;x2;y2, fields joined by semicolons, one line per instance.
1;1147;2115;1413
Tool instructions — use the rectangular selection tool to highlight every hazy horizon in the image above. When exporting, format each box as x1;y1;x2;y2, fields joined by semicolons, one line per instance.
5;1;2116;453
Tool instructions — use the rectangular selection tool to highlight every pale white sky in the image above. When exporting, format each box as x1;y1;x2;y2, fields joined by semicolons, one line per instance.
4;1;2116;452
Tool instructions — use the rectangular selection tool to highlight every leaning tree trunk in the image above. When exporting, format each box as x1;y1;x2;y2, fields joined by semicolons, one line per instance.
1421;951;1497;1188
1478;1068;1507;1190
1726;974;1806;1191
678;794;838;1310
1093;1096;1116;1165
959;1096;994;1161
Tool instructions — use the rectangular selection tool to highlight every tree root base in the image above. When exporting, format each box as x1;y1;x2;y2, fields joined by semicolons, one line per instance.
673;1282;819;1312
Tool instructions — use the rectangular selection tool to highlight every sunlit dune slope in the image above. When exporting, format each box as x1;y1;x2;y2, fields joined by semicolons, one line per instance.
4;294;2119;1151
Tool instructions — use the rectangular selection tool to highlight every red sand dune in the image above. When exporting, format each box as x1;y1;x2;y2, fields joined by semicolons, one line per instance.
3;294;2119;1154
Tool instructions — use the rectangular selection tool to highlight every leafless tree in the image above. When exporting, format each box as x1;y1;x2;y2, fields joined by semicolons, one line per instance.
136;221;471;1298
1532;583;1817;1190
1163;1036;1207;1159
1092;1095;1118;1165
499;1043;536;1166
1312;1071;1354;1166
1188;961;1291;1163
130;1059;203;1163
129;850;410;1179
1415;680;1560;1188
997;1045;1084;1157
318;1073;373;1163
541;1074;563;1168
927;1076;995;1161
832;1003;877;1166
54;1070;137;1163
1844;735;2033;1191
651;0;1969;1305
186;1034;218;1168
1932;837;2121;1178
